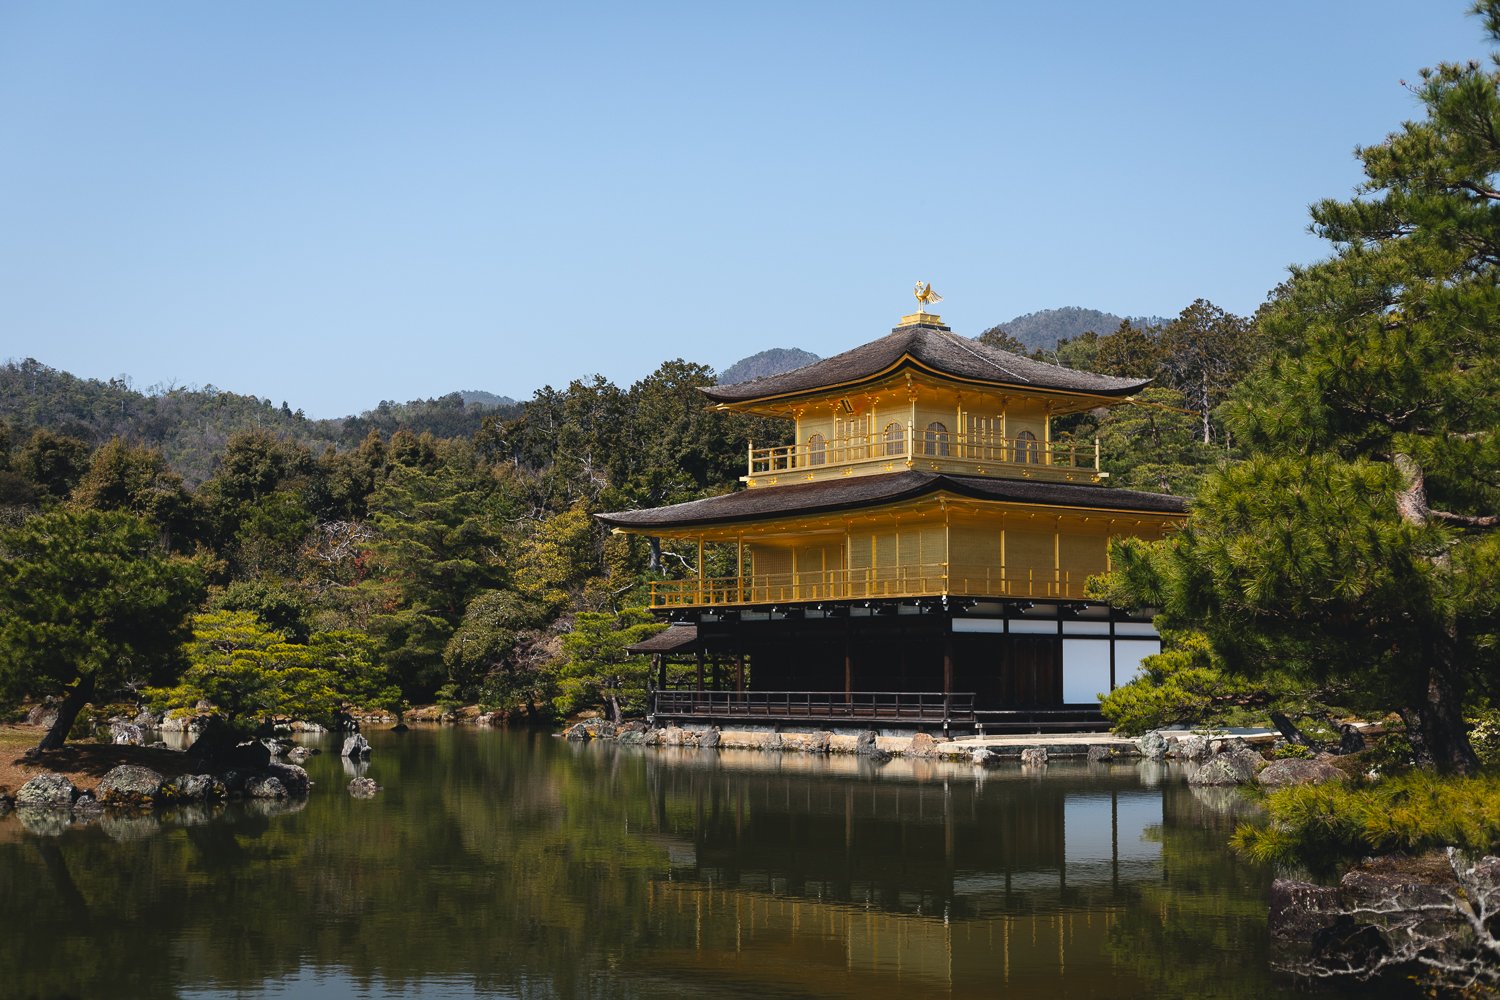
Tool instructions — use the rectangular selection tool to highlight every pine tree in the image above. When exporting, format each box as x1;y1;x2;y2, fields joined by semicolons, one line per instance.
1107;3;1500;772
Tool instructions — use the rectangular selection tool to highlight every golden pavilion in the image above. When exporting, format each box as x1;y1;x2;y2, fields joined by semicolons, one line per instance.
598;297;1187;733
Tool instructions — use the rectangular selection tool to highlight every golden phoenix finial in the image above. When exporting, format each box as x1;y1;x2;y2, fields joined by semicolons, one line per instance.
913;281;943;312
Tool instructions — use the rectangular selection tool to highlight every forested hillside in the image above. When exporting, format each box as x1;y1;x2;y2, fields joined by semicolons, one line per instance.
717;348;820;385
0;358;521;484
984;306;1170;353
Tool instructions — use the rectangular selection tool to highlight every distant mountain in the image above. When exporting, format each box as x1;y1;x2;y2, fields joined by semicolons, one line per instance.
718;348;821;386
983;307;1169;353
455;390;516;408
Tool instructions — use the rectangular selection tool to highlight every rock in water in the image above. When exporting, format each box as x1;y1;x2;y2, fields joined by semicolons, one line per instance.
96;765;166;808
971;747;1002;766
245;775;288;799
1189;751;1260;786
1020;747;1048;767
867;747;893;764
342;733;372;759
563;723;589;741
699;727;721;748
1136;731;1169;761
855;730;878;756
348;777;381;798
1086;745;1114;763
1258;758;1347;788
168;774;226;802
266;762;312;797
16;773;77;809
286;746;316;765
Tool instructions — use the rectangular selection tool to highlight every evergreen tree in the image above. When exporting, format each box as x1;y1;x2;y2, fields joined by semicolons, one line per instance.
0;509;205;748
1106;4;1500;772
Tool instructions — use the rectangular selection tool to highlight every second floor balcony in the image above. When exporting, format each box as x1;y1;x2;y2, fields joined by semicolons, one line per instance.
746;426;1105;486
648;564;1091;608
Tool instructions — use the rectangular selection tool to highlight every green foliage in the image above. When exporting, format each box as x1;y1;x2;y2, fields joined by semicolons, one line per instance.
445;589;556;716
70;438;198;549
1271;743;1315;760
211;579;313;643
1469;710;1500;768
0;509;205;735
149;610;400;731
553;609;665;722
17;429;91;502
1099;631;1269;734
1172;5;1500;770
1233;772;1500;870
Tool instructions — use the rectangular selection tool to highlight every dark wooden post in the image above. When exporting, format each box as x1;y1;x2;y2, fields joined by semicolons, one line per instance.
942;631;954;735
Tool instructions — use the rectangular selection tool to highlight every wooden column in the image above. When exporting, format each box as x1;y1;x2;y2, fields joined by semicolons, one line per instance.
943;629;954;734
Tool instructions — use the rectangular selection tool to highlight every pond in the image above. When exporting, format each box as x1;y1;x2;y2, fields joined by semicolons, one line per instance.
0;727;1316;999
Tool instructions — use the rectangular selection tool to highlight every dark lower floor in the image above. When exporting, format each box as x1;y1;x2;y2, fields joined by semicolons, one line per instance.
638;600;1161;733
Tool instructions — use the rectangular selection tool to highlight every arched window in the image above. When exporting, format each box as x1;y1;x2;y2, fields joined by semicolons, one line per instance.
924;421;949;457
807;433;827;466
1015;429;1040;464
883;421;905;456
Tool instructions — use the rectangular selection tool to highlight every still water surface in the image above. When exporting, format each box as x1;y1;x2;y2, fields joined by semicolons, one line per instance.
0;728;1312;999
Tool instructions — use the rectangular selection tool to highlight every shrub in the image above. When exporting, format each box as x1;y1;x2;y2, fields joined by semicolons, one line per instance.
1233;772;1500;870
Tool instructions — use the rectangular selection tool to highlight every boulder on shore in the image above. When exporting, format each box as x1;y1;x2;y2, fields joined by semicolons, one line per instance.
1188;750;1261;786
1258;758;1347;789
16;773;77;809
1020;747;1049;767
96;765;166;808
907;732;941;758
110;721;145;746
167;774;226;802
1136;731;1169;761
266;762;312;797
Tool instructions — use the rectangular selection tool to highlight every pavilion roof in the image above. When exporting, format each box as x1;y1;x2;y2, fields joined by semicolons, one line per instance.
701;320;1151;405
597;471;1187;531
626;623;701;654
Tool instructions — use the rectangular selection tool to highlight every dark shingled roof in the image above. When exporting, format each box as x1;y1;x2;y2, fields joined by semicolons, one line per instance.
597;471;1187;530
702;322;1151;404
626;623;700;654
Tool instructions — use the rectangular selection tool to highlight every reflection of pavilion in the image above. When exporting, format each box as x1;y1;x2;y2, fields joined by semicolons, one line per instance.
633;758;1171;995
643;756;1162;917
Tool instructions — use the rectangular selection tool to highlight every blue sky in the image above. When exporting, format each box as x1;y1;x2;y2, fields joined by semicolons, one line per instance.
0;2;1486;416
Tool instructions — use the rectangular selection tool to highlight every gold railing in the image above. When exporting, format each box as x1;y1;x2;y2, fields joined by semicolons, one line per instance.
649;565;1085;608
747;429;1101;477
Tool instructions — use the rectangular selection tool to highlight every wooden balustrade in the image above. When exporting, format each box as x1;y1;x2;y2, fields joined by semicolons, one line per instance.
648;567;1084;608
748;429;1101;478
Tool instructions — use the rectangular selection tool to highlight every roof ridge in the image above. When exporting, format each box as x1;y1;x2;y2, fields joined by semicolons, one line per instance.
929;328;1032;384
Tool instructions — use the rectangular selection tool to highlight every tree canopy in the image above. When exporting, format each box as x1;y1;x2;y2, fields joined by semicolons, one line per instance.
1102;3;1500;772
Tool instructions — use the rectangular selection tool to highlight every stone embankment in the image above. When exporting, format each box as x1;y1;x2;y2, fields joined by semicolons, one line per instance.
559;719;1145;765
0;727;328;837
559;720;1365;791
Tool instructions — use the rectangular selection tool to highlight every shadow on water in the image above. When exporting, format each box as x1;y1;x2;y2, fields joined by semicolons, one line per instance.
0;728;1320;999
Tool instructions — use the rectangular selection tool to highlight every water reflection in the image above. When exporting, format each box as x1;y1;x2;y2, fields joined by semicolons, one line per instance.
0;729;1296;1000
